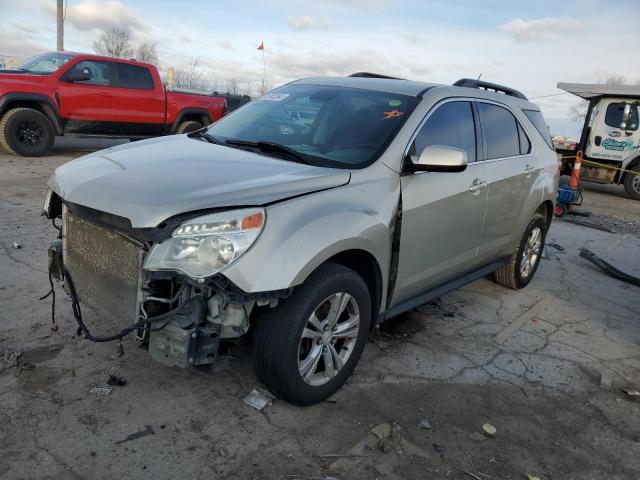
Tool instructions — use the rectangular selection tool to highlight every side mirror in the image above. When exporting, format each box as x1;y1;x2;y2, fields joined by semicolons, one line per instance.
407;145;468;172
65;71;90;83
621;103;631;130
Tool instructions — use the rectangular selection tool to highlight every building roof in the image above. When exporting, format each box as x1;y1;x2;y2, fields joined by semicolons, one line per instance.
557;82;640;100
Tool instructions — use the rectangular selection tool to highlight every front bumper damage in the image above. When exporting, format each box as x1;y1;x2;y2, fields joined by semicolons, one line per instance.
46;213;291;369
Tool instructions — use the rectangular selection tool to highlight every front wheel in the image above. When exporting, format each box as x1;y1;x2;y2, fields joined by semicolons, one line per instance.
494;213;546;289
252;262;371;405
175;120;204;134
623;166;640;200
0;107;55;156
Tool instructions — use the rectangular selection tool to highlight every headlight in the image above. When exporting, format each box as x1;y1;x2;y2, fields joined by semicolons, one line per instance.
143;208;265;279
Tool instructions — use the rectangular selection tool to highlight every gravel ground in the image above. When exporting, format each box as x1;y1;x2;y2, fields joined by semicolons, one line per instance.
1;139;639;480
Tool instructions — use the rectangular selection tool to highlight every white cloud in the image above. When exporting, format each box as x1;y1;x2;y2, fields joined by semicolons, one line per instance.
287;15;328;31
498;17;582;43
317;0;386;7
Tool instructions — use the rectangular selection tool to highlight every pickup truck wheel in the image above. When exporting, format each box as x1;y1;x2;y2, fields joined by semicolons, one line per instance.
252;262;371;406
623;166;640;200
494;213;546;290
0;107;55;157
176;120;204;134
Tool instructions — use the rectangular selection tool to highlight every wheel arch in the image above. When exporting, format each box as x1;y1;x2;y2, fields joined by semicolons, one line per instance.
537;200;554;232
619;155;640;185
0;93;63;134
170;108;212;133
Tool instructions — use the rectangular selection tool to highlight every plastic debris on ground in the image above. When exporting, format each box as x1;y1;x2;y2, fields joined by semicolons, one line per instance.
243;387;275;411
418;418;431;430
482;423;497;438
11;242;21;249
90;385;114;395
621;387;640;400
107;375;127;386
115;425;155;445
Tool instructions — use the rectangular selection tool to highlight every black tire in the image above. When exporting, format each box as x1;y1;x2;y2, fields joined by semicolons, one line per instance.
0;107;55;157
253;262;371;406
623;165;640;200
494;213;546;290
175;120;204;134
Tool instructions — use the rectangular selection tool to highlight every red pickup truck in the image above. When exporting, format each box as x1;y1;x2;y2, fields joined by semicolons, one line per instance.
0;52;226;156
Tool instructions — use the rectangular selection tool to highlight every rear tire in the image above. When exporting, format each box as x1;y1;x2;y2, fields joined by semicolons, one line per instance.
623;166;640;200
494;213;546;290
0;107;55;157
175;120;204;134
252;262;371;406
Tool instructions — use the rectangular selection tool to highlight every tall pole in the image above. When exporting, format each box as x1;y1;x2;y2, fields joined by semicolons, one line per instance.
56;0;64;51
261;49;266;94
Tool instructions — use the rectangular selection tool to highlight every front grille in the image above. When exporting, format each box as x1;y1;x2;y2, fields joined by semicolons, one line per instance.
62;207;144;328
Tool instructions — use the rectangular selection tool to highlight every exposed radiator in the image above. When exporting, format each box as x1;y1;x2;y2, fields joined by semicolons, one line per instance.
62;207;144;328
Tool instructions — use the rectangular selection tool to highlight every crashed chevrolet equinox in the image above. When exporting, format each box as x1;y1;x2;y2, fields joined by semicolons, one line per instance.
43;75;558;405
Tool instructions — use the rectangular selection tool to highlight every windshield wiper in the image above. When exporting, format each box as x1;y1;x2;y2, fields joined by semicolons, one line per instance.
225;140;311;165
193;131;226;146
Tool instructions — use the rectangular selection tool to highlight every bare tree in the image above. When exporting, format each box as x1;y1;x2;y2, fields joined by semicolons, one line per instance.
227;78;240;95
136;43;159;65
172;57;210;92
570;75;640;121
256;79;273;96
93;27;133;58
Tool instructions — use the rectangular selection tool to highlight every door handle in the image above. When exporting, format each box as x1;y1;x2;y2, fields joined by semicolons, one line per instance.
469;179;487;195
524;165;535;177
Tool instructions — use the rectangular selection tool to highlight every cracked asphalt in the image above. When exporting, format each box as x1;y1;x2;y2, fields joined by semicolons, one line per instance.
1;139;639;480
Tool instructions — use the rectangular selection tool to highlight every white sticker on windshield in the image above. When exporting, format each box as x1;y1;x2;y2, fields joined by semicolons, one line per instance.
260;93;290;102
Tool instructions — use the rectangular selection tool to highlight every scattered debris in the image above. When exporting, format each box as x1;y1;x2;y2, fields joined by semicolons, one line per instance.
418;418;432;430
457;467;482;480
90;385;114;395
107;375;127;386
90;451;97;457
370;423;392;440
399;437;430;459
527;475;542;480
482;423;497;438
546;242;565;251
11;242;22;249
600;371;612;391
0;348;21;370
243;387;275;411
433;443;446;453
563;218;616;233
115;425;155;445
579;248;640;287
621;388;640;400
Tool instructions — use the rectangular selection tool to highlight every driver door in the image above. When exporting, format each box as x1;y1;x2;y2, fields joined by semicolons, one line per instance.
391;100;489;306
586;99;640;162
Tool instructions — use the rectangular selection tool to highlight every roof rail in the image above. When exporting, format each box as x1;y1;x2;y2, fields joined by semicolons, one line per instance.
453;78;527;100
350;72;404;80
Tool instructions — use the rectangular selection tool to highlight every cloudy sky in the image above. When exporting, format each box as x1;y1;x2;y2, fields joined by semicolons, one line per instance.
2;0;639;135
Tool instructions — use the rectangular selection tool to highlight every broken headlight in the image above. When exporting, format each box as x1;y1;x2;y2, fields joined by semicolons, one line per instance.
143;208;265;279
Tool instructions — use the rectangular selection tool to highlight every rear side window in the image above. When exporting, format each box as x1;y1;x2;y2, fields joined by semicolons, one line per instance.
605;102;639;131
411;101;476;162
115;63;154;90
518;124;531;155
523;109;554;149
477;103;520;159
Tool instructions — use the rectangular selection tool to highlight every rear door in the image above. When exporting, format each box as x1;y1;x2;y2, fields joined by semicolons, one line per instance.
392;100;489;306
113;62;165;135
476;101;539;260
57;59;119;131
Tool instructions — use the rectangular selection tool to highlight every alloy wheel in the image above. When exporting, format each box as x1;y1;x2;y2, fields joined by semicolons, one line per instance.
521;226;542;279
298;292;360;386
16;121;43;147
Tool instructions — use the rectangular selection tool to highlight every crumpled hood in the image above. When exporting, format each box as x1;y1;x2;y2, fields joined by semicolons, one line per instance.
49;135;350;228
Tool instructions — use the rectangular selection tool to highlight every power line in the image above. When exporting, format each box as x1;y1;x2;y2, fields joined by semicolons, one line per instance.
529;92;571;100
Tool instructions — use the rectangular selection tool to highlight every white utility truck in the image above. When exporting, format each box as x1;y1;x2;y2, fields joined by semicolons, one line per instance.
556;83;640;199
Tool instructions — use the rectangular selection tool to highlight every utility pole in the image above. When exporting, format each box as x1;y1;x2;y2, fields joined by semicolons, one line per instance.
56;0;64;51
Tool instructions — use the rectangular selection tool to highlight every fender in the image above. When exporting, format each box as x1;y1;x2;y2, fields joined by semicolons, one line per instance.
170;108;212;133
0;92;63;134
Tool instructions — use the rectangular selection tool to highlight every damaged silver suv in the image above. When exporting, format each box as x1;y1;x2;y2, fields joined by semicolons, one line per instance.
43;75;558;405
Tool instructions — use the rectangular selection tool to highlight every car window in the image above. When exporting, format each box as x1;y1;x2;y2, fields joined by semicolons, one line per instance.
410;101;476;162
518;124;531;155
604;102;639;131
115;63;154;90
523;109;554;149
70;60;111;86
17;52;73;74
478;103;520;159
207;85;419;169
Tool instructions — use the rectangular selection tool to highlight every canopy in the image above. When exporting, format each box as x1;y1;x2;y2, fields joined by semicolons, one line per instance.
557;82;640;100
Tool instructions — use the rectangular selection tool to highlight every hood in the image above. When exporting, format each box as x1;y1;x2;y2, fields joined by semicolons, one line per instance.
49;135;350;228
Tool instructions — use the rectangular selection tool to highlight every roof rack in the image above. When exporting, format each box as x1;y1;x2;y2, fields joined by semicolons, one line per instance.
453;78;527;100
349;72;404;80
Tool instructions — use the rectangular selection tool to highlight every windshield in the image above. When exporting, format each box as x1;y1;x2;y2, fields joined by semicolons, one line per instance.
206;84;418;168
17;53;74;74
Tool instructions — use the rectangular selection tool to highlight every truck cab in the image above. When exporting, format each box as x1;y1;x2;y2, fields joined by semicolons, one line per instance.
556;83;640;199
